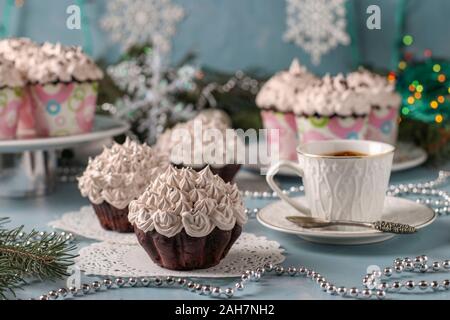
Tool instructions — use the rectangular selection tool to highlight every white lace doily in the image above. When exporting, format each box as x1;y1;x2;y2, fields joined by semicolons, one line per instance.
49;206;136;244
75;233;285;278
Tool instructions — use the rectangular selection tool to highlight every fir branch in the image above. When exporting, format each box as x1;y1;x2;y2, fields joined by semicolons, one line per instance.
0;219;78;299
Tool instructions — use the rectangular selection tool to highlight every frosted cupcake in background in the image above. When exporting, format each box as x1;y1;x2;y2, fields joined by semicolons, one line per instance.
347;68;402;145
24;42;103;137
78;138;166;233
0;38;38;138
256;59;318;161
128;166;247;270
294;74;371;143
155;110;243;183
0;55;26;140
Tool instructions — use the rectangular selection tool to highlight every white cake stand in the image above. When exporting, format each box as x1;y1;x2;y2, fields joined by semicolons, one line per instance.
0;115;129;198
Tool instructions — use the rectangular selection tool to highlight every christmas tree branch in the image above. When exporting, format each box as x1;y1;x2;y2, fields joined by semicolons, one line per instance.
0;218;78;299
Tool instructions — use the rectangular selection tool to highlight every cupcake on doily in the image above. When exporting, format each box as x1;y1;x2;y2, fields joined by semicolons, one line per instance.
128;165;247;270
347;68;402;145
0;54;26;140
78;138;166;233
294;74;371;144
23;42;103;137
256;59;319;160
155;110;243;183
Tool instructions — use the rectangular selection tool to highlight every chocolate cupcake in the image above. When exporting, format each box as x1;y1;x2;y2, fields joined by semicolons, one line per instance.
128;166;247;270
78;138;166;232
155;110;243;183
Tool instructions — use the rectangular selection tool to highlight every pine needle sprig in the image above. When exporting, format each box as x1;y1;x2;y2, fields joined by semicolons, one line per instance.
0;218;78;298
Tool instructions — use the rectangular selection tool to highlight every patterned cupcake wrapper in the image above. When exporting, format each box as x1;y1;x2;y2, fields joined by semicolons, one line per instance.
29;82;98;137
296;114;369;144
261;110;299;161
91;202;134;233
0;87;26;140
366;106;399;146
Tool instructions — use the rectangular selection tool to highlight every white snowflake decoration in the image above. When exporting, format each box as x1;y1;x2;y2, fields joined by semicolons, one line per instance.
283;0;350;65
106;50;199;144
101;0;184;53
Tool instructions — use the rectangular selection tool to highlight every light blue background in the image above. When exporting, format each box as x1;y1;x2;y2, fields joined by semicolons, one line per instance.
1;0;450;75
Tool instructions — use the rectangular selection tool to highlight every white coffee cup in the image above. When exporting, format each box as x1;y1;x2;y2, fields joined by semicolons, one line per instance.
266;140;395;222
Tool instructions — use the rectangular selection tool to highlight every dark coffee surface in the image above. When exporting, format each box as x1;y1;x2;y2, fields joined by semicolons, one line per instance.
324;151;368;157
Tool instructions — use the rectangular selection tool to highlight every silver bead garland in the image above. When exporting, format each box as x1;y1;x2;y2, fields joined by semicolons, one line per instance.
35;171;450;300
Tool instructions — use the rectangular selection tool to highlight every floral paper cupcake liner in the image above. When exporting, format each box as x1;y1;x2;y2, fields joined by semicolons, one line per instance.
0;87;25;140
30;82;98;137
297;114;369;144
366;106;399;145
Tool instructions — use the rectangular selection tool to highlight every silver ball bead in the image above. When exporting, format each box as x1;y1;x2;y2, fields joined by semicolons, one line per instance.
57;288;68;298
405;280;415;290
81;284;91;295
395;265;404;273
166;276;175;285
361;289;372;299
298;267;307;276
195;283;202;293
336;287;347;296
391;281;402;292
404;262;414;271
176;278;186;287
39;295;49;301
421;255;428;263
128;277;138;287
383;267;393;277
326;285;336;295
224;288;234;298
287;267;297;276
264;263;274;272
443;260;450;269
187;282;195;291
432;262;441;271
202;285;212;296
241;274;250;282
275;266;284;275
115;278;125;287
103;278;113;289
376;290;386;300
68;286;79;296
253;272;261;282
414;257;423;268
320;282;329;292
48;290;58;300
211;287;221;297
378;282;389;291
443;279;450;290
349;287;359;297
431;281;440;291
92;281;102;291
418;280;428;290
154;278;163;286
235;282;244;291
306;270;314;278
420;264;428;273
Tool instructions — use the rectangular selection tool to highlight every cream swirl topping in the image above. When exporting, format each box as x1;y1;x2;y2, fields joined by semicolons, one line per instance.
128;166;247;238
347;68;401;109
294;73;371;116
256;59;319;112
155;110;244;168
78;138;166;209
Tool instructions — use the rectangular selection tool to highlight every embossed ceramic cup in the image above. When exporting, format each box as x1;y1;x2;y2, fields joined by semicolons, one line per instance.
266;140;395;222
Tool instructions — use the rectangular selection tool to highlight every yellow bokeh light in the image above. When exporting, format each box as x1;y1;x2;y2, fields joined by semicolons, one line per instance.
435;114;443;123
398;61;407;70
430;101;439;109
438;95;445;103
416;85;424;92
414;92;422;99
407;97;415;104
433;64;441;72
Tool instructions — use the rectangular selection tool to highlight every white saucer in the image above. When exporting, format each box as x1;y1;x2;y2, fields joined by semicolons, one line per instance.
0;115;129;153
257;196;436;245
243;142;427;176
